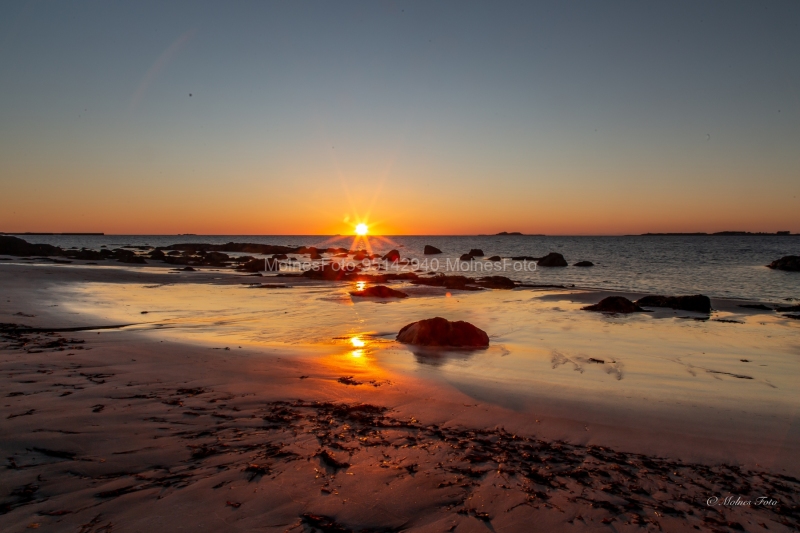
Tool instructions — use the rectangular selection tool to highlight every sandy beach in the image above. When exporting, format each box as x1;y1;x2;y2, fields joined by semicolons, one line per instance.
2;260;798;532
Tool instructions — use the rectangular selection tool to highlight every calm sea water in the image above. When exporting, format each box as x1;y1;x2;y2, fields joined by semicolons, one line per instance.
15;234;800;302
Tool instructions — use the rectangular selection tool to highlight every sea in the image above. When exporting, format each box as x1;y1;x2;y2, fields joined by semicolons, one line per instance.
10;234;800;303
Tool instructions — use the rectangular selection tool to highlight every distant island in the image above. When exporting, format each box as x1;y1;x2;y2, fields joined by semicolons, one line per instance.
0;232;104;235
637;231;793;236
480;232;546;236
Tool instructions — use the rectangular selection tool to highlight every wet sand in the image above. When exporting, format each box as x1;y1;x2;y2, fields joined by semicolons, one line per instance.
1;261;799;532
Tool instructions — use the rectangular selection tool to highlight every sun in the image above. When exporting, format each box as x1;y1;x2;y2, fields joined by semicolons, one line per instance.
355;223;368;235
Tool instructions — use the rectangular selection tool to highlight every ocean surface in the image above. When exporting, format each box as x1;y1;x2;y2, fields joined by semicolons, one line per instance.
14;234;800;303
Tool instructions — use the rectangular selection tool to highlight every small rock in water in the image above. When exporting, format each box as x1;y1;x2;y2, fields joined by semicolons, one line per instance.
423;245;442;255
767;255;800;272
382;249;400;262
349;285;408;298
537;252;568;267
574;261;594;267
583;297;644;314
636;295;711;314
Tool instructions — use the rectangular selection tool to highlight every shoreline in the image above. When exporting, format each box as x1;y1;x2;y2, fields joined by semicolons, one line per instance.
1;260;799;531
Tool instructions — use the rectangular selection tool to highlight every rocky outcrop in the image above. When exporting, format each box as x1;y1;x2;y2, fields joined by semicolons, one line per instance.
574;261;594;267
767;256;800;272
423;245;442;255
537;253;568;267
382;250;401;262
349;285;408;298
636;295;711;314
396;317;489;347
164;242;297;255
583;297;644;313
0;236;63;257
468;249;484;257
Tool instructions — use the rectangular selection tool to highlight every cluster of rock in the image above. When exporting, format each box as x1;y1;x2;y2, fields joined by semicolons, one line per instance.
583;294;712;314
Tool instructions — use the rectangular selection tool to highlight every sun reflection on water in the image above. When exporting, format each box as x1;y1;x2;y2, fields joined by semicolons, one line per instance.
350;336;366;348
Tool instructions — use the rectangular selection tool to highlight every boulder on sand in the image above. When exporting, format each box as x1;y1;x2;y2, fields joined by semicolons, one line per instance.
349;285;408;298
574;261;594;267
423;245;442;255
583;297;644;314
767;256;800;272
396;317;489;347
636;294;711;314
537;252;568;267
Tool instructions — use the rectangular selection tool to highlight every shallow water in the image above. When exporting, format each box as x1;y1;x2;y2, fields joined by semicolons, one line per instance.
21;234;800;302
56;278;800;427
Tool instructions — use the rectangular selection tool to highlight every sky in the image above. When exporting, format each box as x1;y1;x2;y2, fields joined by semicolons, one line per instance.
1;1;798;235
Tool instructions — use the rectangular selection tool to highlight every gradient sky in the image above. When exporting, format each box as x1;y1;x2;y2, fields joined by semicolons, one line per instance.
1;1;798;235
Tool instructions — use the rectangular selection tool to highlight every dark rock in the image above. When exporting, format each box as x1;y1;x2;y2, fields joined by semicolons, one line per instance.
165;242;296;255
775;304;800;312
583;297;644;313
117;256;147;264
468;249;484;257
177;266;196;271
475;276;516;289
352;251;368;261
201;251;230;266
382;250;401;262
302;263;360;281
349;285;408;298
537;252;568;267
785;314;800;320
396;317;489;347
636;294;712;314
237;258;280;273
486;256;502;261
574;261;594;267
149;249;166;260
410;274;480;290
767;256;800;272
272;254;288;260
423;245;442;255
459;254;474;261
739;304;773;311
511;256;537;261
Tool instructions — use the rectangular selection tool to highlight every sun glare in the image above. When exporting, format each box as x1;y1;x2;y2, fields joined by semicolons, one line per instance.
355;223;368;235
